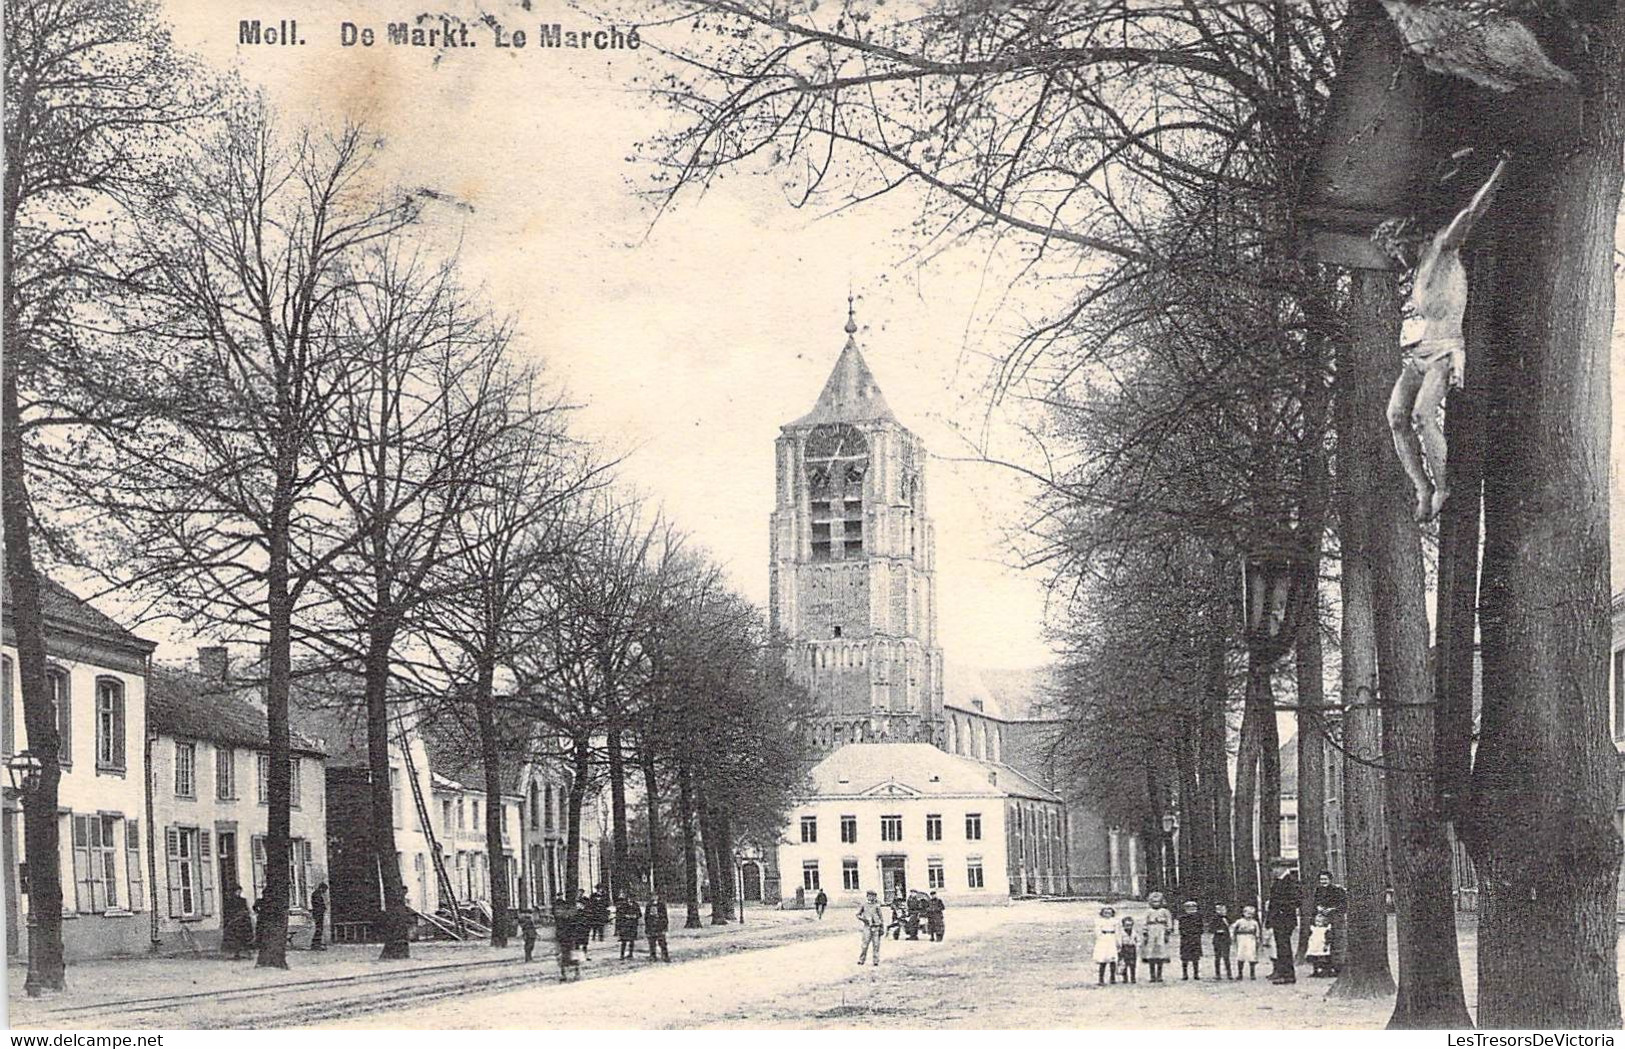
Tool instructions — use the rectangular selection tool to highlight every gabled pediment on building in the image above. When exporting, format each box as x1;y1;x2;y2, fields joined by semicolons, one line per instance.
859;780;921;799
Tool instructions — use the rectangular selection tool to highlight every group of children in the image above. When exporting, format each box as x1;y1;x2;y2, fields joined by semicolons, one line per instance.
1091;891;1336;986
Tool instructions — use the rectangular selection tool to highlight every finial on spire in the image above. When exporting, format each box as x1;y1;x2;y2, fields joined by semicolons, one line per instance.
845;293;858;335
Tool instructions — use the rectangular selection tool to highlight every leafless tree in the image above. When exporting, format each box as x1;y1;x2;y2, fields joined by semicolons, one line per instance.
2;0;205;992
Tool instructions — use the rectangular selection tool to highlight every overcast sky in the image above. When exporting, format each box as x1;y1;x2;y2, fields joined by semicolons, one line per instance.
128;1;1625;673
150;0;1064;670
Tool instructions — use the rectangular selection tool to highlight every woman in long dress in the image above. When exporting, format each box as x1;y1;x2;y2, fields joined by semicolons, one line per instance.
1092;905;1121;985
1228;904;1262;981
1141;891;1174;983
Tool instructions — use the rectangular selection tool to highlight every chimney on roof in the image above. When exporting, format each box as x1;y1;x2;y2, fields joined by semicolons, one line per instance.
198;646;230;682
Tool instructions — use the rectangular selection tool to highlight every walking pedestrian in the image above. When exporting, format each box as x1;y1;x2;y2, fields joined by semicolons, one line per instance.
556;901;582;982
518;910;538;961
1229;905;1262;980
574;892;593;957
814;888;828;919
1209;903;1233;980
1177;899;1205;980
590;887;610;942
309;882;328;951
856;890;885;967
1266;862;1301;984
644;891;671;962
616;893;641;960
1092;905;1120;985
926;892;945;942
1117;915;1139;984
1141;891;1173;983
888;895;906;941
251;897;265;948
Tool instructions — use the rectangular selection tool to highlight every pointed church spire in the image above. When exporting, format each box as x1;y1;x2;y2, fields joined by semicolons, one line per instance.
791;299;896;427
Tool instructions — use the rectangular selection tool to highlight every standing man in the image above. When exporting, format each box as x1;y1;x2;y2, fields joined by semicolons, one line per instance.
927;893;945;942
518;909;539;962
309;881;328;951
644;891;670;962
814;888;828;919
1266;861;1302;984
856;889;885;967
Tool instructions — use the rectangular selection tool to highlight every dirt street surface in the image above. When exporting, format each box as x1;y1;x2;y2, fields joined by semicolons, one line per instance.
13;901;1625;1029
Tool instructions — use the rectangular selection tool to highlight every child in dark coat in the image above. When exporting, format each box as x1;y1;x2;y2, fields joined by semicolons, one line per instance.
1177;900;1205;980
1209;903;1233;980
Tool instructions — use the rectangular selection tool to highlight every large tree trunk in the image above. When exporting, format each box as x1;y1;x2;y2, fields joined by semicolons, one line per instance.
564;736;590;901
606;708;632;898
677;761;702;928
698;787;733;924
256;505;294;970
473;658;509;948
642;746;662;897
1328;317;1396;1000
1175;702;1206;905
1201;607;1235;907
1469;13;1624;1025
1348;270;1470;1028
363;621;408;960
1233;671;1266;911
1296;602;1328;959
2;356;67;995
1257;674;1283;892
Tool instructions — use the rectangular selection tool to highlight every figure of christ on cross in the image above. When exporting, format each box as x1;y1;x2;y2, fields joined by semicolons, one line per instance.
1381;156;1507;523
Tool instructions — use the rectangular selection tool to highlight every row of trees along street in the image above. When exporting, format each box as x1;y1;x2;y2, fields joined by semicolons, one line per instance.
3;0;814;989
637;0;1623;1030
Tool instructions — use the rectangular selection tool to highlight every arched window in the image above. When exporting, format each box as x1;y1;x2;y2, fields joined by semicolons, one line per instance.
94;677;126;771
47;667;70;767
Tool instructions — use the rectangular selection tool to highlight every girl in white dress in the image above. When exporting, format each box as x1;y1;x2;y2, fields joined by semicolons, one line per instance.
1093;905;1121;985
1229;904;1262;981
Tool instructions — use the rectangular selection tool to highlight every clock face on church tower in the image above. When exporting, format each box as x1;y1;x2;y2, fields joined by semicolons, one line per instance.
803;423;868;495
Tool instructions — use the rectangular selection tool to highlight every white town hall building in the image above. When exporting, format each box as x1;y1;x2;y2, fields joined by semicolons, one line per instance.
767;303;1141;905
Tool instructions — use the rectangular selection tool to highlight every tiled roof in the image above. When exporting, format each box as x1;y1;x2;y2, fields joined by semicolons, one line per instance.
2;577;155;654
804;743;1060;803
788;337;897;428
147;664;325;757
944;664;1061;722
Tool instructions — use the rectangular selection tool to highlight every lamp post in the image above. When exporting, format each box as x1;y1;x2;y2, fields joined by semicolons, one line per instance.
1161;811;1180;891
6;751;45;996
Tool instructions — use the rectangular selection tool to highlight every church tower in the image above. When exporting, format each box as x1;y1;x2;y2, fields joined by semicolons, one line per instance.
770;301;945;752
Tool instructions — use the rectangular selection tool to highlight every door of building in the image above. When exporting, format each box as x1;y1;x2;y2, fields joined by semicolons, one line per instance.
879;856;907;901
741;862;762;902
217;830;239;897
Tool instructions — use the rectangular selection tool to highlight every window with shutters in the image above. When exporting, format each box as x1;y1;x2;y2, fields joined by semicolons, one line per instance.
2;656;14;757
216;746;236;800
71;813;121;913
174;741;196;798
252;835;313;910
95;678;125;772
47;668;70;768
166;826;213;919
256;752;269;804
125;819;144;911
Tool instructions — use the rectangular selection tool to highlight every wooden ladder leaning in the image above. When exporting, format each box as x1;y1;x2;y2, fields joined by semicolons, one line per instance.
397;726;465;939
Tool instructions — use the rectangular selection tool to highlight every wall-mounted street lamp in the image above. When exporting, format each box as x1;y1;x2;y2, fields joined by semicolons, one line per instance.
6;751;42;797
